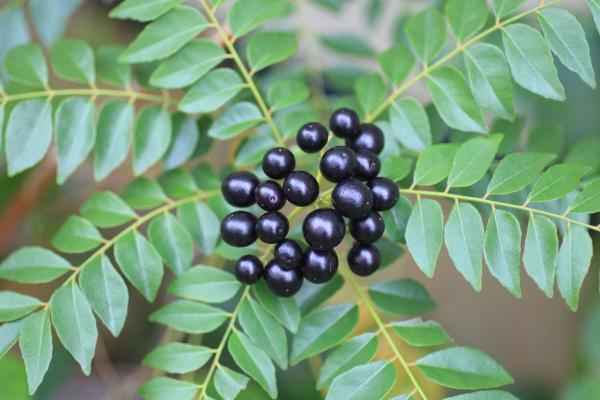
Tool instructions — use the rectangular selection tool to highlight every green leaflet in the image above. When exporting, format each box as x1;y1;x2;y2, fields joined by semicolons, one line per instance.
389;97;432;151
377;44;414;86
413;143;460;186
447;134;502;189
3;44;48;88
133;106;172;175
267;79;310;111
214;365;249;400
0;246;70;284
253;281;300;332
383;196;413;244
110;0;185;22
486;152;555;196
354;74;387;116
235;128;277;166
326;361;397;400
389;318;452;347
247;31;298;73
168;265;241;303
94;101;134;181
0;320;24;359
406;199;444;277
320;33;374;57
565;136;600;175
380;156;412;182
229;0;288;38
526;122;564;156
159;169;198;197
590;0;600;38
446;391;519;399
0;291;42;322
179;68;244;113
557;224;593;311
208;102;263;139
29;0;83;49
527;163;589;203
149;300;228;334
445;0;488;41
138;377;198;400
80;191;137;228
96;45;131;86
50;39;95;84
568;179;600;213
493;116;526;156
19;310;52;395
51;215;103;253
523;215;558;298
296;275;344;315
142;343;213;374
492;0;526;18
122;177;168;209
177;202;219;255
148;213;193;276
368;279;436;316
164;114;200;169
404;6;446;64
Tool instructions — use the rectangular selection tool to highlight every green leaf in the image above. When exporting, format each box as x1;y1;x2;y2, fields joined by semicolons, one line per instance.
5;99;52;176
0;292;42;322
523;215;558;298
427;66;486;133
290;304;359;365
163;114;199;169
326;361;397;400
159;168;198;197
110;0;185;22
253;281;300;332
214;365;249;400
390;318;451;347
486;152;555;196
228;330;278;398
492;0;526;18
177;202;219;255
55;97;96;184
383;196;413;244
235;128;277;166
138;377;197;400
557;224;593;311
417;347;513;389
368;279;436;316
247;31;297;73
413;144;460;186
51;215;103;253
538;9;595;88
267;79;310;111
115;231;163;302
355;74;387;116
378;44;414;86
149;300;228;333
319;33;374;57
380;156;412;182
484;208;522;298
80;191;137;228
120;6;208;63
133;106;172;175
28;0;83;49
527;164;589;203
94;101;134;181
0;320;24;359
564;136;600;175
50;283;98;375
446;391;519;400
0;247;70;284
208;102;263;139
590;0;600;38
404;7;446;63
79;255;128;337
502;23;565;101
168;265;241;302
526;122;564;156
148;213;193;276
3;44;47;88
447;134;502;188
96;45;131;86
296;275;344;315
122;177;168;209
445;0;488;41
19;310;52;395
568;179;600;213
388;97;431;151
143;343;213;374
50;39;95;84
317;333;378;389
229;0;288;38
406;199;444;277
179;68;244;113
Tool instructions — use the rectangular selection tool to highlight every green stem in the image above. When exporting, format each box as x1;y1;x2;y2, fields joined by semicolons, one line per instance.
0;87;172;106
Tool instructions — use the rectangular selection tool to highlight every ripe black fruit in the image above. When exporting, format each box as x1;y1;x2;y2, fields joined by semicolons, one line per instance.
349;211;385;244
255;181;285;211
320;146;358;182
301;248;338;283
330;108;359;139
368;177;399;211
332;178;373;219
220;211;257;247
303;208;346;250
347;123;384;155
256;211;289;244
235;255;263;284
347;243;380;276
297;122;328;153
274;239;303;269
283;171;319;206
262;147;295;179
221;171;259;207
264;260;303;297
354;150;381;181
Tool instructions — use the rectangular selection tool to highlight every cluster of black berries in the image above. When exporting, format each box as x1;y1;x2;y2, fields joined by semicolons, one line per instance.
220;108;399;297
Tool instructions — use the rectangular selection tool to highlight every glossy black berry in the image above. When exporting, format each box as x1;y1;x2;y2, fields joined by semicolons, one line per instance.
235;255;263;284
262;147;295;179
347;243;380;276
354;150;381;181
283;171;319;206
301;248;338;284
302;208;346;250
256;211;289;244
330;108;359;139
264;260;303;297
347;123;384;155
274;239;303;269
221;171;259;207
320;146;357;182
255;181;285;211
220;211;257;247
368;177;399;211
297;122;328;153
349;211;385;244
332;178;373;219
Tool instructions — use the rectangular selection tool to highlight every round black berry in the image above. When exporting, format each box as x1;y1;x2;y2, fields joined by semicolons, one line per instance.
349;211;385;244
262;147;295;179
220;211;257;247
297;122;328;153
368;177;399;211
274;239;303;269
354;150;381;181
302;208;346;250
320;146;358;182
330;108;359;139
301;248;338;284
221;171;259;207
347;243;380;276
264;260;303;297
235;255;263;284
283;171;319;206
256;211;289;244
255;181;285;211
332;178;373;219
346;123;384;155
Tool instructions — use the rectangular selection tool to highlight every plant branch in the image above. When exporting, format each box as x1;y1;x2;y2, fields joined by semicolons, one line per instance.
0;87;173;106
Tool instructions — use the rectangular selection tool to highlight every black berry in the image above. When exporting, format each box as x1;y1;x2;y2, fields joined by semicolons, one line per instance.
330;108;359;139
347;123;384;155
320;146;358;182
262;147;295;179
256;211;289;244
297;122;328;153
235;255;263;284
347;243;380;276
274;239;303;269
354;150;381;181
301;248;338;283
220;211;257;247
221;171;259;207
332;178;373;219
283;171;319;206
255;181;285;211
349;211;385;244
302;208;346;250
264;260;303;297
368;177;399;211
